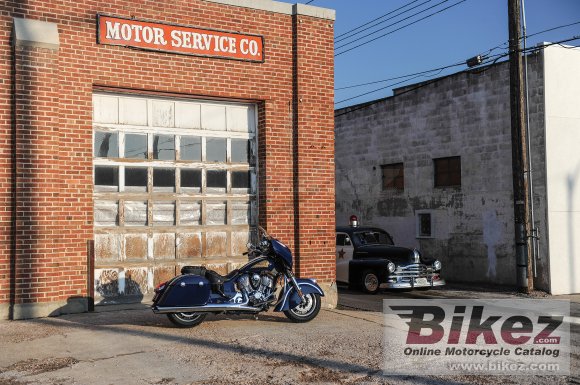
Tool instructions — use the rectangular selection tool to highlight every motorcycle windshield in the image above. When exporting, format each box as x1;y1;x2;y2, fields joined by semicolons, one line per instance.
271;239;292;268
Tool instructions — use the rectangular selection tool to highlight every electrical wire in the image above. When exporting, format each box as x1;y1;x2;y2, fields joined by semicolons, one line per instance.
335;0;467;57
335;0;432;44
336;0;452;50
334;35;580;116
335;61;466;91
526;20;580;39
334;20;580;91
334;51;504;105
335;0;424;40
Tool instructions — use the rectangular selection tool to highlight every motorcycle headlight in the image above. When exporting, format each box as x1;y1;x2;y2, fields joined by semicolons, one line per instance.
433;260;442;271
387;262;396;273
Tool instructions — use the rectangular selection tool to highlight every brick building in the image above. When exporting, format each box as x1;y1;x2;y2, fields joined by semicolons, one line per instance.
1;0;336;320
335;44;580;294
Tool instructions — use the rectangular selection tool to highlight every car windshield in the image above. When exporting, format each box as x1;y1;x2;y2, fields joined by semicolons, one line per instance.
354;231;394;246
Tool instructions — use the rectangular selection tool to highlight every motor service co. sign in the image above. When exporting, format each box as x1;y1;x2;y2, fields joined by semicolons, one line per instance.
97;15;264;62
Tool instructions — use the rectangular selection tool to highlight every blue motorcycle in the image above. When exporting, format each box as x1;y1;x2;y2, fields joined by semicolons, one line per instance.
152;226;325;327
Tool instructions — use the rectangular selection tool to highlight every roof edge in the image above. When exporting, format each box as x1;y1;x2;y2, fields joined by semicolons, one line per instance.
202;0;335;20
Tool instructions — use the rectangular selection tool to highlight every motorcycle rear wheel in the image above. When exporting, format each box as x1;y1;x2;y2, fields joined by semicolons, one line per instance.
283;293;321;323
167;312;207;328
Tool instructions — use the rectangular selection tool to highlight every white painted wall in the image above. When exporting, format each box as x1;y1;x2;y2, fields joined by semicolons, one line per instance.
544;45;580;294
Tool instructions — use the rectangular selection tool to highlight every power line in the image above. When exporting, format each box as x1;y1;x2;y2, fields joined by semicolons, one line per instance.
335;61;466;91
335;20;580;91
335;0;424;40
335;74;434;105
334;53;506;105
335;0;467;57
334;52;510;106
526;20;580;39
305;0;315;4
336;0;452;50
334;36;580;116
335;0;430;43
476;19;580;58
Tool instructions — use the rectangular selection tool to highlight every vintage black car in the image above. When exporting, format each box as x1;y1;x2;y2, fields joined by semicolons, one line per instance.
336;223;445;293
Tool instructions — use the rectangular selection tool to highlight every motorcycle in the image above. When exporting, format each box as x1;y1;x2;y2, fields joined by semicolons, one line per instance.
152;226;325;327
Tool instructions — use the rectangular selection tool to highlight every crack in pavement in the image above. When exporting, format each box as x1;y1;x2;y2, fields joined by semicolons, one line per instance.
87;351;148;363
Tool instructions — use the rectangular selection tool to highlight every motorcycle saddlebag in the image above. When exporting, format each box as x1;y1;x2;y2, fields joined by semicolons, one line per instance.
156;274;210;307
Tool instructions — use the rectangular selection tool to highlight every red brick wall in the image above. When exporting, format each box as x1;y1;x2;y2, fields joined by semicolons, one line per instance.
12;44;64;306
293;15;335;281
0;0;335;314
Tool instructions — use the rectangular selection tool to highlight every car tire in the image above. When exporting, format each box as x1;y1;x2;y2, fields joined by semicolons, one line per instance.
167;312;207;328
361;270;380;294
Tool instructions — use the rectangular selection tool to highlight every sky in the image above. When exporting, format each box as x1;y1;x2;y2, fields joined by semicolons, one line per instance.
278;0;580;108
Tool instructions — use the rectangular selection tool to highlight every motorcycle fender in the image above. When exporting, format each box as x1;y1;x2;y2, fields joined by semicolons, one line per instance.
274;278;324;312
154;274;211;308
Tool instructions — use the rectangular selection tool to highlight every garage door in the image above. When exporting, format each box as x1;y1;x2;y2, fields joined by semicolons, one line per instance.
92;93;257;304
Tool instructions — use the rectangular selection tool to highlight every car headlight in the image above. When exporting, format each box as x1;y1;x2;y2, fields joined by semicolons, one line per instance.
388;262;396;273
433;260;442;271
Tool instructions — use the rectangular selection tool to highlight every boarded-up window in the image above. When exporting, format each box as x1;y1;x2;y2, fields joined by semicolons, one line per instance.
381;163;404;190
153;202;176;226
207;202;227;225
434;156;461;187
180;202;201;225
125;201;148;226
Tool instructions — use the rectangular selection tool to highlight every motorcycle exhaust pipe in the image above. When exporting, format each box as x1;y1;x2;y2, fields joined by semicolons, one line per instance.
152;303;260;314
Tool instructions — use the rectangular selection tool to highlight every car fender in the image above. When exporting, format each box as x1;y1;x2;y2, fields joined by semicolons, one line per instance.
274;278;324;312
348;259;393;283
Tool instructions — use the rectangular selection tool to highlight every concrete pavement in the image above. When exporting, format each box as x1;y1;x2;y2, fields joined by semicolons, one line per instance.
0;284;578;385
337;283;580;322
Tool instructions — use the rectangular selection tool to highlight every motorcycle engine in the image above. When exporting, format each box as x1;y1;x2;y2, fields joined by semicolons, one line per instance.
237;272;275;305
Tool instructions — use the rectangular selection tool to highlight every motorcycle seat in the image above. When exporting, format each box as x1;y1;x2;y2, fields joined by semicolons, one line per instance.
205;269;239;285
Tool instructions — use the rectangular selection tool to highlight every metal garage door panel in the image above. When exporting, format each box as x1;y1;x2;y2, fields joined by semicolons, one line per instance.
152;100;175;127
93;93;256;305
119;97;148;125
227;106;251;132
175;102;201;129
93;95;119;124
201;104;226;131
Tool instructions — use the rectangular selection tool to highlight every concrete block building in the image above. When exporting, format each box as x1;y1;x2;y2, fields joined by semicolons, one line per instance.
335;44;580;294
0;0;336;319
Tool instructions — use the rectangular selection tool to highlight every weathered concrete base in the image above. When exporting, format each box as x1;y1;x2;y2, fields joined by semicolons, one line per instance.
0;303;10;320
10;297;88;320
319;281;337;309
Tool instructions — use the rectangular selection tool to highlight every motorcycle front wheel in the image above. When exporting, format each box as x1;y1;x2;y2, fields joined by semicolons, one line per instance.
167;312;207;328
283;293;321;323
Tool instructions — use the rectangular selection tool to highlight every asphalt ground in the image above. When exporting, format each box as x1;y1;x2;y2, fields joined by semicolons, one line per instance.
337;283;580;321
0;284;577;385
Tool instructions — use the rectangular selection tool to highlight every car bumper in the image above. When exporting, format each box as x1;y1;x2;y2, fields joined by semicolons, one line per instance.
379;276;446;289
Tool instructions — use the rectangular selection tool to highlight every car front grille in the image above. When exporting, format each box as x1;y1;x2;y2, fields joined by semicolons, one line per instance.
392;263;436;278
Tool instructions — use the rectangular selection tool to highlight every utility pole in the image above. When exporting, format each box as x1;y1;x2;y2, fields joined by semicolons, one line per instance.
508;0;533;293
